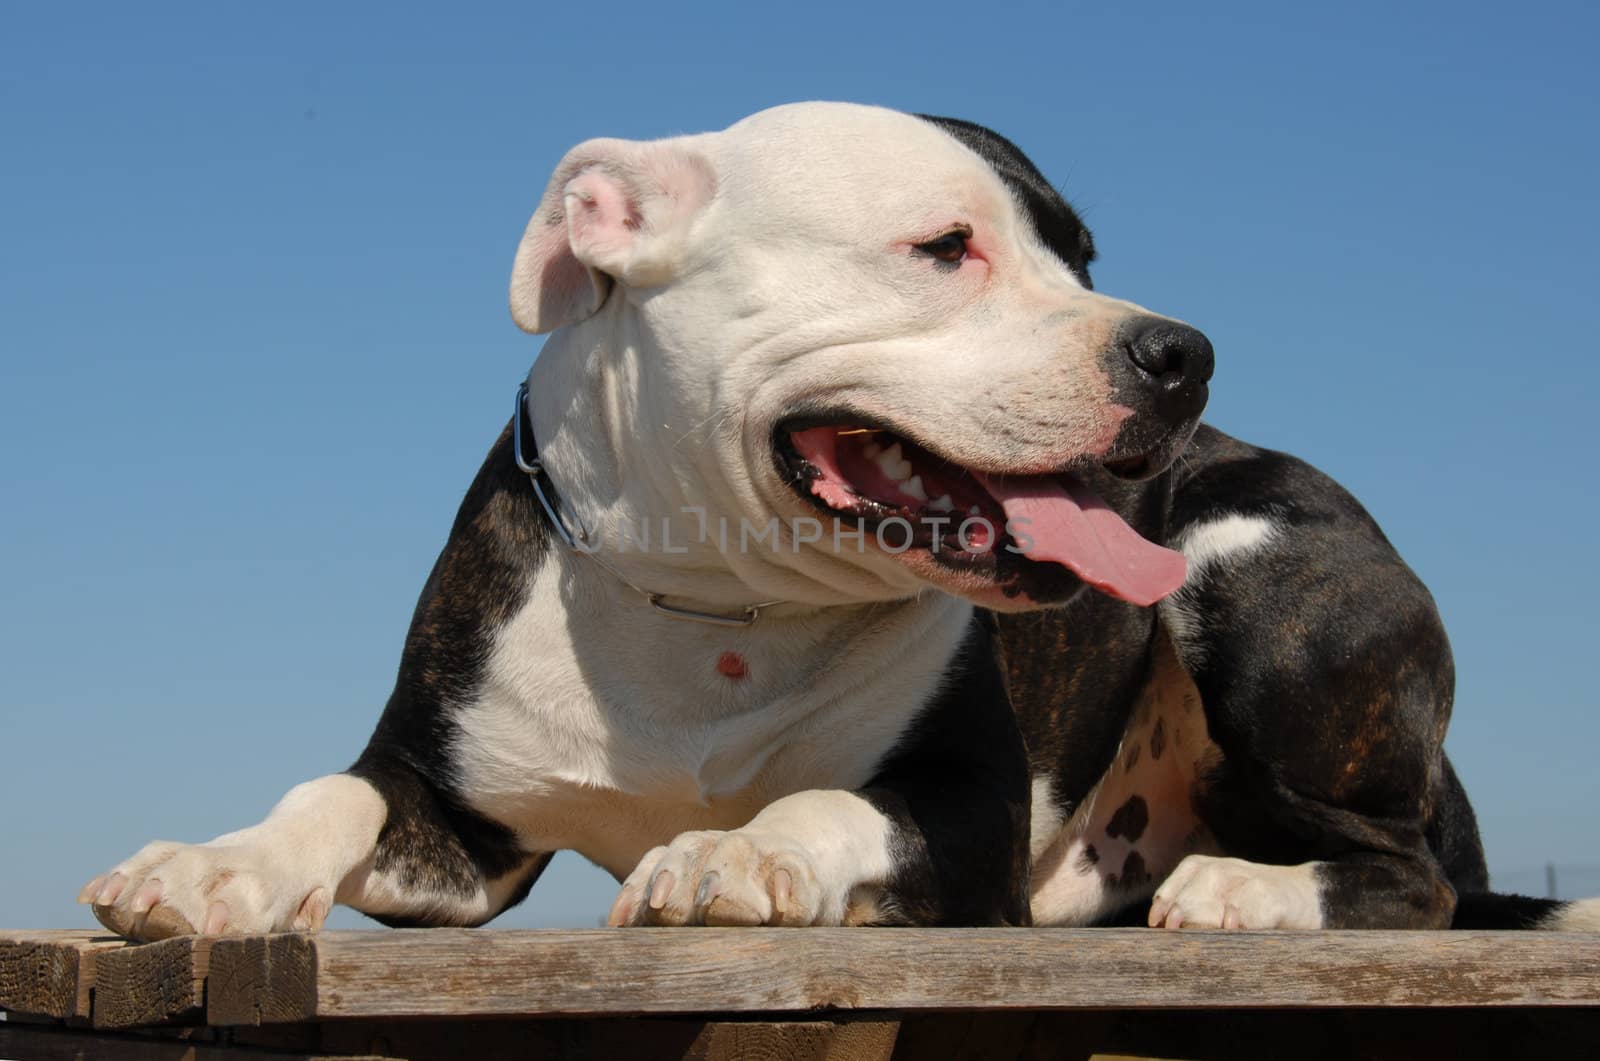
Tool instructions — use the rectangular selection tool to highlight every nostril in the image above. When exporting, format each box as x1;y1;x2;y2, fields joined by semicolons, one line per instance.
1126;320;1215;386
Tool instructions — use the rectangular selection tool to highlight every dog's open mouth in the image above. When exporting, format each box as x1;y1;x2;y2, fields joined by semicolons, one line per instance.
778;424;1187;607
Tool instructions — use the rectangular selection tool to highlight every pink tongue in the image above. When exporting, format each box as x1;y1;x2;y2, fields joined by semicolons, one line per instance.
974;472;1187;607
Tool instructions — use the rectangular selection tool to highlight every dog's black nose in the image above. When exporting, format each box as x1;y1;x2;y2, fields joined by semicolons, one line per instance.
1124;318;1214;423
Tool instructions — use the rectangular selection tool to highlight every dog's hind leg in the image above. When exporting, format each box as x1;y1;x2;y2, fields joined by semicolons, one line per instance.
1149;439;1462;930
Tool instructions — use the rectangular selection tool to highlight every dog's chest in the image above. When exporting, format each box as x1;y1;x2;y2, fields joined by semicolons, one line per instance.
447;558;973;875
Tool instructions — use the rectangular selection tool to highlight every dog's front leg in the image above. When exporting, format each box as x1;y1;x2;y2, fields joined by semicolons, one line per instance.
82;758;548;940
609;790;901;926
610;615;1032;927
79;773;387;940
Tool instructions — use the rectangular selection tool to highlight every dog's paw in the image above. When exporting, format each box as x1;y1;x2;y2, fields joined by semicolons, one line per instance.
1148;854;1323;930
608;829;829;927
77;839;333;942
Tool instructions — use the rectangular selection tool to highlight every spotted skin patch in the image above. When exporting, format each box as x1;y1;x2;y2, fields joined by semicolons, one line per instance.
1105;795;1148;842
1117;850;1149;888
1028;635;1222;925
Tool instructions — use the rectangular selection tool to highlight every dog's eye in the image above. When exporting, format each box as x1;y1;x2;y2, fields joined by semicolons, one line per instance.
914;228;971;265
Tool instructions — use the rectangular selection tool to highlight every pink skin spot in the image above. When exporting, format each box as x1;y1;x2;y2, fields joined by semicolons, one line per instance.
716;651;749;680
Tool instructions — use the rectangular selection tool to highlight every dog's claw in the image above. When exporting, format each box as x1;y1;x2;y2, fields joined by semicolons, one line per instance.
694;871;721;909
203;900;231;936
292;887;331;932
94;873;127;907
606;886;638;927
772;868;793;916
130;879;164;915
78;875;107;905
648;870;675;911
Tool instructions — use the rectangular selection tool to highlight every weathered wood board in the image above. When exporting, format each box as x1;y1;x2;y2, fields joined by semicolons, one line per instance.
0;930;127;1020
92;934;217;1029
3;927;1598;1060
198;928;1600;1023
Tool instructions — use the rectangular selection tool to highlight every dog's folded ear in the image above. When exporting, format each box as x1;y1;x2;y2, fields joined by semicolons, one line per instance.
509;138;717;334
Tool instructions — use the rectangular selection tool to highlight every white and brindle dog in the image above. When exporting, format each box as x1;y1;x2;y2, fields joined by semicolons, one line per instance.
83;102;1595;938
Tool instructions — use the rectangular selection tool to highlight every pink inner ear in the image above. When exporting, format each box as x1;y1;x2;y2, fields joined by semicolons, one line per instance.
565;169;642;271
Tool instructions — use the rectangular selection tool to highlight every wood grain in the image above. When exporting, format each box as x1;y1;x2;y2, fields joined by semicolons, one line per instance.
0;930;127;1020
92;935;216;1029
201;927;1600;1024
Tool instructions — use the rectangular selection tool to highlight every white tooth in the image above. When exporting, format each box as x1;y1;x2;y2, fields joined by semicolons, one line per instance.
902;475;928;501
969;505;983;516
875;442;912;482
929;494;955;512
862;442;882;459
873;445;899;478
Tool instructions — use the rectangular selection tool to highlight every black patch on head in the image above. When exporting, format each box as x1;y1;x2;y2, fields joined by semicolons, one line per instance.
1078;843;1100;872
917;115;1097;287
1105;794;1149;842
1150;717;1167;760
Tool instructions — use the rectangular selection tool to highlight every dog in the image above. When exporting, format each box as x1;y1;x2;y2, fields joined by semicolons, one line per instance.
80;102;1596;938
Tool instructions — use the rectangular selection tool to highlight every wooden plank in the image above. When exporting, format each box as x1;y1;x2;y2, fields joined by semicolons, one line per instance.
0;930;127;1020
204;928;1600;1024
93;935;216;1029
209;934;319;1025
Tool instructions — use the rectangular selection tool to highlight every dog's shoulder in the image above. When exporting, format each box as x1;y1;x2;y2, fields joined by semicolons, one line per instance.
1161;421;1446;666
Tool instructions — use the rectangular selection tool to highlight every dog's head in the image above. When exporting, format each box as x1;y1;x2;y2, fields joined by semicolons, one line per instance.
510;103;1211;612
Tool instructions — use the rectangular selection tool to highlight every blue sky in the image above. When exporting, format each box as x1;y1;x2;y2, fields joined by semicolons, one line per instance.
3;1;1597;929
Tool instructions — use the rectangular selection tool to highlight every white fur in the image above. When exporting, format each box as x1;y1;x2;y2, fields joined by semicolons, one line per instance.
84;775;387;938
1150;854;1324;930
1176;513;1278;573
1029;775;1065;863
609;790;898;926
1541;898;1600;932
451;545;973;880
1160;514;1279;666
